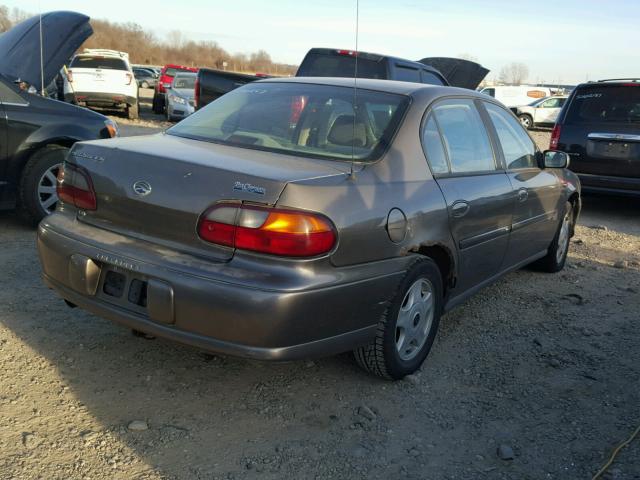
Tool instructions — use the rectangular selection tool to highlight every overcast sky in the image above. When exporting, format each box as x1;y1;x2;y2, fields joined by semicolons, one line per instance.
4;0;638;84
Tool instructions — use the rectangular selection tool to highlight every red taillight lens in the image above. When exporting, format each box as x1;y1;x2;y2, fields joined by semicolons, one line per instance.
550;124;562;150
198;204;336;257
56;163;97;211
194;77;200;109
290;95;307;125
337;49;357;56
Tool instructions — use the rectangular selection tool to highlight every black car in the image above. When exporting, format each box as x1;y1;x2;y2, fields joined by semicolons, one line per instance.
0;11;118;223
195;48;489;110
553;79;640;196
133;67;158;89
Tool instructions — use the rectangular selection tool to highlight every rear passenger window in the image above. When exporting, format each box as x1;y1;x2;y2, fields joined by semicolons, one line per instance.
421;71;444;85
432;99;496;173
421;116;449;174
484;102;537;169
395;66;421;83
0;80;27;105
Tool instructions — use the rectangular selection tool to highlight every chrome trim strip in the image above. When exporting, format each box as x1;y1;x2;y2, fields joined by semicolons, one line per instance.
511;211;556;232
1;101;29;107
459;225;510;250
588;132;640;142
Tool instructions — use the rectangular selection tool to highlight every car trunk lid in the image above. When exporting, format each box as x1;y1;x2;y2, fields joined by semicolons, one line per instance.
68;134;349;262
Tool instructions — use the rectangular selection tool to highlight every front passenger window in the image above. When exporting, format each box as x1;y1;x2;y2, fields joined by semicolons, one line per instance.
484;102;537;169
432;99;496;173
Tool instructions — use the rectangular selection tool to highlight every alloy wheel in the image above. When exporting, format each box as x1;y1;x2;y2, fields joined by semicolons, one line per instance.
556;210;571;263
396;278;434;361
37;163;61;214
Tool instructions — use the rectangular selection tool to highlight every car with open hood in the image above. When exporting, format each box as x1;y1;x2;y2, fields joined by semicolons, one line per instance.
0;11;118;223
38;77;580;379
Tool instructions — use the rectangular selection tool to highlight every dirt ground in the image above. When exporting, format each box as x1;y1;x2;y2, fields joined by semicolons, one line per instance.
1;100;639;480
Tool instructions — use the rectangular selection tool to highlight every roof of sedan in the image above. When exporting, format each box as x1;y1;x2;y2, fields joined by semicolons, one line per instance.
258;76;472;97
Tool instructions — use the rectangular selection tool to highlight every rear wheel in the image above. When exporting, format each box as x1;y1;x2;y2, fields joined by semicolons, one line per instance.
534;201;573;272
354;259;443;380
518;114;533;130
19;145;68;225
141;81;149;89
127;101;139;120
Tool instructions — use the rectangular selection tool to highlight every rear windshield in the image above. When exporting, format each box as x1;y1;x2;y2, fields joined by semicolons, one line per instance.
297;53;387;79
168;82;409;162
173;76;196;89
70;56;127;70
566;85;640;124
164;68;178;77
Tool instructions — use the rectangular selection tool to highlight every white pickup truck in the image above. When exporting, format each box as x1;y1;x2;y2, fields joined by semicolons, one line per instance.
63;49;139;119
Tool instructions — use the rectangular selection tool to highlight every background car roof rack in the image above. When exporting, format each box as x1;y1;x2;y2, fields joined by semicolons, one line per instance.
594;78;640;83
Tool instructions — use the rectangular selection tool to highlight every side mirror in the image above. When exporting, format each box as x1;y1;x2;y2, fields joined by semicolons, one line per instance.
543;150;570;169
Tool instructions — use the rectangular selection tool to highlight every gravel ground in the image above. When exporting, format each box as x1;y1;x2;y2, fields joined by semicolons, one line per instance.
1;111;639;479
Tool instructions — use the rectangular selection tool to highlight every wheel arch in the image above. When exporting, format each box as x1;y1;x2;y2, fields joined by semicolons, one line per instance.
410;242;456;297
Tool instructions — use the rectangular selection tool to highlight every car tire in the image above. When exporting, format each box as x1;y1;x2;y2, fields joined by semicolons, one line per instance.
354;258;443;380
127;101;139;120
533;201;573;273
19;145;68;225
141;81;149;89
518;114;533;130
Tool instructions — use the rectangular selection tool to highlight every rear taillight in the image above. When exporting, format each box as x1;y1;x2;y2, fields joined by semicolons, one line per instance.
194;77;200;109
290;95;307;125
56;163;97;211
550;124;562;150
198;203;336;257
337;49;357;57
66;69;73;83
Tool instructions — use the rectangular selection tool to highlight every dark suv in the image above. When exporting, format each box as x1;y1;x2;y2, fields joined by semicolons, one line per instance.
552;79;640;196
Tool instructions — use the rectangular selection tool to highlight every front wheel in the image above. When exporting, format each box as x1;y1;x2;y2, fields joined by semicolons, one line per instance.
354;258;443;380
534;201;573;272
19;145;69;225
141;81;149;89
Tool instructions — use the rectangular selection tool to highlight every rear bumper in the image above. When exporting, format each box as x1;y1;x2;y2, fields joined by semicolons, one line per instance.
37;213;408;360
65;92;137;107
576;172;640;197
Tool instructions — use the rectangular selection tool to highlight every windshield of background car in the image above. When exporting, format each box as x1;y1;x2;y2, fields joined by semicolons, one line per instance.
168;82;409;162
70;56;127;70
297;53;387;79
173;76;196;89
566;85;640;124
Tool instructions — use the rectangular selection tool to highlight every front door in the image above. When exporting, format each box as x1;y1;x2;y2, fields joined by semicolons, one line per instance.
421;98;514;295
482;101;563;265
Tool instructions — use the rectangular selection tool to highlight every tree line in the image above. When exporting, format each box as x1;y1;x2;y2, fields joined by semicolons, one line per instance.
0;6;298;75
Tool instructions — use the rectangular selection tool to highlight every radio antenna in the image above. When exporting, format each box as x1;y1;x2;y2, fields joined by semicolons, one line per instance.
349;0;359;180
39;11;44;95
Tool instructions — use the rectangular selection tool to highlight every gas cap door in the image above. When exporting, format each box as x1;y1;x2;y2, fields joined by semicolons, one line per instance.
386;208;407;243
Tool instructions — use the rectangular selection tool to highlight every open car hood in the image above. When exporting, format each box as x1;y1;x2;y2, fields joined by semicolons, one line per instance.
0;11;92;89
419;57;489;90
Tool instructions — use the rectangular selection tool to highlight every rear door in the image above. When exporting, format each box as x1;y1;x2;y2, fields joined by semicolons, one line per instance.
559;83;640;178
482;101;562;264
421;98;513;294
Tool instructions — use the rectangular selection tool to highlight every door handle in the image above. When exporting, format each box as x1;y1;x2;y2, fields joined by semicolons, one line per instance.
451;201;470;218
517;188;528;202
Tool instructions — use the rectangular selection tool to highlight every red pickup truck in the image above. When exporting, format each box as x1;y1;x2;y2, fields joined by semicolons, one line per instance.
152;64;198;113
